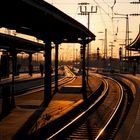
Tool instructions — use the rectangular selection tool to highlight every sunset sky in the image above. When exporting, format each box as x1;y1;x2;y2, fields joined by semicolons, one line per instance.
46;0;140;59
0;0;139;61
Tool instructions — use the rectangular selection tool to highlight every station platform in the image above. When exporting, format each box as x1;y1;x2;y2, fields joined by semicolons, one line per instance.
0;73;44;84
115;74;140;140
0;74;102;140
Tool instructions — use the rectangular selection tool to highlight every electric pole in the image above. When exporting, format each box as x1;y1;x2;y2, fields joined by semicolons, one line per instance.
113;13;130;71
114;13;129;59
78;2;97;83
98;29;108;60
109;42;115;59
104;28;108;59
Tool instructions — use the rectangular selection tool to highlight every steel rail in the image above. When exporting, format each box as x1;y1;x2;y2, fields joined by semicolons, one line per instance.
47;74;124;140
95;76;124;140
47;78;108;140
15;76;75;97
14;66;76;97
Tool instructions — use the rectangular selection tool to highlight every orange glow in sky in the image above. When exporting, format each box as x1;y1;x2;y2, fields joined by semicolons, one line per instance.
0;1;139;60
46;0;140;58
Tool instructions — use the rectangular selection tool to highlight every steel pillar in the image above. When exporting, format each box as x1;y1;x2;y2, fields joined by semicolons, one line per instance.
44;41;52;105
10;49;17;108
28;53;33;76
54;43;59;93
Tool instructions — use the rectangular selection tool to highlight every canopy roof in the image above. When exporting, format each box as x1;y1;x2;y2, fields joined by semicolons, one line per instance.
0;32;44;53
126;28;140;51
0;0;95;44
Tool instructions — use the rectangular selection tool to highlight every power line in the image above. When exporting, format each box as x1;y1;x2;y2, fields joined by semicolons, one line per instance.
93;0;117;38
92;0;112;19
99;6;107;28
101;0;113;8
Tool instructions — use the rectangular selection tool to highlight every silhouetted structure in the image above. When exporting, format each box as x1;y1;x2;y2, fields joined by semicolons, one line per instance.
29;64;33;76
40;63;44;77
0;0;95;106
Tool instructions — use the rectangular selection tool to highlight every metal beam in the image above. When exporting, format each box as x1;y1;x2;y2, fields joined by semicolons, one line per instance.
44;40;52;105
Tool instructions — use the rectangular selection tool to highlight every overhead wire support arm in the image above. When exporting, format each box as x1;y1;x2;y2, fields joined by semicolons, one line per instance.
129;13;140;16
78;3;97;16
130;1;140;4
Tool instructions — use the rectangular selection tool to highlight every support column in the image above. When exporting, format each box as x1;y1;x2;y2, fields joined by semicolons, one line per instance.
10;49;17;108
29;53;32;65
13;52;17;76
1;51;10;78
28;53;33;76
81;43;87;100
54;43;59;93
44;40;52;105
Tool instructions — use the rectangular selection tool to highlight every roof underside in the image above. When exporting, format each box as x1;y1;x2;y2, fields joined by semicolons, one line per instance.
0;33;44;53
127;30;140;51
0;0;95;44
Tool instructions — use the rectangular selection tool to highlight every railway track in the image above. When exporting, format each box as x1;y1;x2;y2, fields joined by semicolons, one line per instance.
0;67;76;118
46;74;133;140
1;69;134;140
0;66;76;97
16;67;77;97
15;75;76;97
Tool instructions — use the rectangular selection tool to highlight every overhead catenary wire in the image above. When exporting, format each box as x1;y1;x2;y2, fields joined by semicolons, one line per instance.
92;0;116;36
99;6;107;29
92;0;112;19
